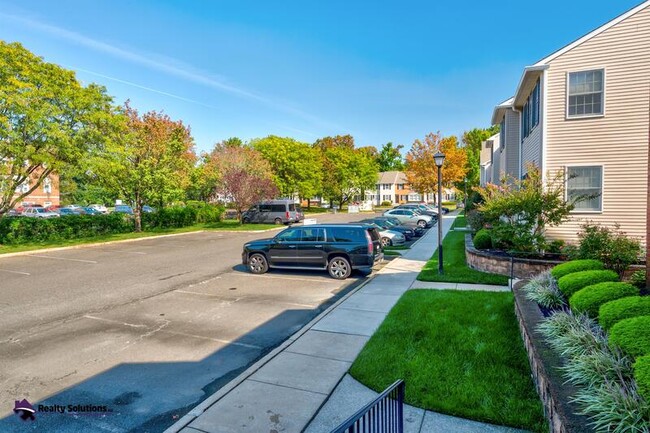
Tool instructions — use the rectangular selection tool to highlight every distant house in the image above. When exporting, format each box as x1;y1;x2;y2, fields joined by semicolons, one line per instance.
488;1;650;243
367;171;456;205
13;173;60;208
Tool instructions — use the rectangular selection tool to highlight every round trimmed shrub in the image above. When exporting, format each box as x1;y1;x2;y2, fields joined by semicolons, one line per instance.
569;282;639;318
557;270;619;298
551;259;605;280
472;229;492;250
634;355;650;402
609;316;650;358
599;296;650;330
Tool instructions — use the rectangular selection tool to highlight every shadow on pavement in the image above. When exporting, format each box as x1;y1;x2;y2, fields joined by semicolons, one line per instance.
0;280;364;433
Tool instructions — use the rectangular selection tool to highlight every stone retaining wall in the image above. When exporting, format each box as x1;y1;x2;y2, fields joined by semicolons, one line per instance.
513;282;594;433
465;234;563;279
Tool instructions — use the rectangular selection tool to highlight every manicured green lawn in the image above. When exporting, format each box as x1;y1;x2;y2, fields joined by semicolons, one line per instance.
350;290;546;432
0;220;279;255
417;215;508;285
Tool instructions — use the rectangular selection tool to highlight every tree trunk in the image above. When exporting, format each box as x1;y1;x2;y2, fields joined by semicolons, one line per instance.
134;192;142;232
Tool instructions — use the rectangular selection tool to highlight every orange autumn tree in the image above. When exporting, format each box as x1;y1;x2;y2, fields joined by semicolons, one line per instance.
405;132;467;200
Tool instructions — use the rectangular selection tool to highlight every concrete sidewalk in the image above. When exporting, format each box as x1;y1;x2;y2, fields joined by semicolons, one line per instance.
165;213;517;433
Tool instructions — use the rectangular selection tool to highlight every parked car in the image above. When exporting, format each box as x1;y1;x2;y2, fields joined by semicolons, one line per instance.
88;204;108;213
383;209;433;228
374;216;426;237
113;205;134;215
360;218;415;240
22;207;59;218
142;205;156;213
57;207;82;216
82;206;102;215
363;222;406;247
241;199;302;225
242;224;383;279
396;204;438;218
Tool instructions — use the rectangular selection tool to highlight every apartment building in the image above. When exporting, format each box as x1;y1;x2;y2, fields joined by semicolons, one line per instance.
489;1;650;243
14;173;60;208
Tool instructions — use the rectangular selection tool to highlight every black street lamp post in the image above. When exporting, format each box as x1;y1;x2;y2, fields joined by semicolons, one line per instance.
434;152;446;274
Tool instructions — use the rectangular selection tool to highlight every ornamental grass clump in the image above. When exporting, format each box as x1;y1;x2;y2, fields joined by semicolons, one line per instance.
557;270;619;298
551;259;605;280
569;282;639;319
522;271;565;309
538;311;650;431
599;296;650;331
609;316;650;359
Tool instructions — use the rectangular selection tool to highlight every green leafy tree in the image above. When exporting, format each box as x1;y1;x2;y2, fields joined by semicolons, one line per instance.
461;126;500;190
321;146;378;207
251;135;322;200
0;41;114;216
314;134;355;151
90;103;196;231
377;142;405;172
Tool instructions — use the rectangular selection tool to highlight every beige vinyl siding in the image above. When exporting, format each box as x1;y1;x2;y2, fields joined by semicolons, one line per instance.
505;109;521;179
544;5;650;243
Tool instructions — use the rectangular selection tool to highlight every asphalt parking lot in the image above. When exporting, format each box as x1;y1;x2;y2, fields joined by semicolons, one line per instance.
0;211;424;432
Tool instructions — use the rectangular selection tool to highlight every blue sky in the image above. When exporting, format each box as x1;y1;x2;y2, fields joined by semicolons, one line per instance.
0;1;642;153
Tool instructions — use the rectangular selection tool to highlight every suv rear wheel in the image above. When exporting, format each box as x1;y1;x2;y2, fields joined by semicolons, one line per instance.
328;256;351;280
417;220;427;228
248;253;269;274
274;218;283;225
381;237;391;247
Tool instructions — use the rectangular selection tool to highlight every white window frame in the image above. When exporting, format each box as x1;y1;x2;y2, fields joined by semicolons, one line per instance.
566;164;604;213
566;68;606;119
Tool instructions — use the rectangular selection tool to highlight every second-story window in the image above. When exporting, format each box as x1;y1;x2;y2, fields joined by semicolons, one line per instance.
568;69;604;117
522;79;540;140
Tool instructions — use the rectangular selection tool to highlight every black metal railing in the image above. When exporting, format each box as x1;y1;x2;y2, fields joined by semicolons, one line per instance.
330;380;405;433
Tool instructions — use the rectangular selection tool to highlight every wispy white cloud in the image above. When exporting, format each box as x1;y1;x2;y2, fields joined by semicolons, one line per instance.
72;67;223;110
0;12;340;130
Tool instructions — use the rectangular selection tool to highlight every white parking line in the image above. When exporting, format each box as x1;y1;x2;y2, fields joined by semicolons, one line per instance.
27;254;98;264
108;250;147;255
0;269;30;276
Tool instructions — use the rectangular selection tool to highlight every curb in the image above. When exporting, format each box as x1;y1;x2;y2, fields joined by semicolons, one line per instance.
162;273;376;433
0;227;286;260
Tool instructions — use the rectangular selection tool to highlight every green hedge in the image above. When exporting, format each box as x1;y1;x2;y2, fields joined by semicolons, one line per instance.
609;316;650;359
472;229;492;250
0;213;133;244
557;270;619;299
551;259;605;280
569;282;639;318
634;355;650;402
599;296;650;330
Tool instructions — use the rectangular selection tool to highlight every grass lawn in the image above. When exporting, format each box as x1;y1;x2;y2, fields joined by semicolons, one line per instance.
0;220;279;255
417;215;508;285
349;290;546;432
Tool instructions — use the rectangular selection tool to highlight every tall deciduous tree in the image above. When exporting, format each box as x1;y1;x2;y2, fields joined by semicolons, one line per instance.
0;41;113;216
321;146;378;208
90;103;196;231
251;135;322;200
314;134;355;151
377;142;405;172
206;144;278;221
462;126;500;189
405;132;468;199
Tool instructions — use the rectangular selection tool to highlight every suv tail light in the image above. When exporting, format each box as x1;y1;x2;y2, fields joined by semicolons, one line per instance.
365;230;373;254
286;211;290;220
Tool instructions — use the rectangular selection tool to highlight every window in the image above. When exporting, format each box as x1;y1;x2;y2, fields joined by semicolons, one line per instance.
382;184;392;190
276;228;301;242
522;79;540;140
301;228;324;242
43;177;52;194
328;227;364;243
258;204;271;212
270;204;285;212
567;166;603;212
397;184;404;189
382;195;392;201
568;70;604;117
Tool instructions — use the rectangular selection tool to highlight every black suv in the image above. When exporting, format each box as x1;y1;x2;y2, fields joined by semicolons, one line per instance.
242;224;383;279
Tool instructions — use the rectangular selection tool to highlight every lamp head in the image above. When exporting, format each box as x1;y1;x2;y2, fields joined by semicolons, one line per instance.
434;152;445;167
